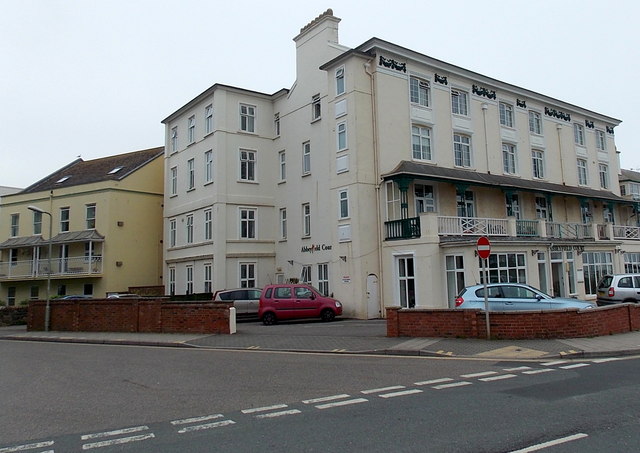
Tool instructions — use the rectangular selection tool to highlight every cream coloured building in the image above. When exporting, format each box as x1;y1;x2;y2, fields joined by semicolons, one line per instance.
0;147;164;304
162;10;638;318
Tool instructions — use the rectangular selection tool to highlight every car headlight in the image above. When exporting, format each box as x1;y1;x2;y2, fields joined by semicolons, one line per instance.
335;301;342;308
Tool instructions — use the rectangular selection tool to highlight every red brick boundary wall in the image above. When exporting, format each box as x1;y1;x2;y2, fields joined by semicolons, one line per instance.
386;304;640;339
27;299;232;334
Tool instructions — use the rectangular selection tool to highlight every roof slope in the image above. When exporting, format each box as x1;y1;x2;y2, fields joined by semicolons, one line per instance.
20;147;164;194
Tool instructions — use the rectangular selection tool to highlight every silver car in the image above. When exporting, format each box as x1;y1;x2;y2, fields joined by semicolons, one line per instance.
455;283;596;311
596;274;640;305
213;288;262;318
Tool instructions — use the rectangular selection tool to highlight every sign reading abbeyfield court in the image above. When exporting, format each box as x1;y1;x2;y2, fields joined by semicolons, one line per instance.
301;243;332;253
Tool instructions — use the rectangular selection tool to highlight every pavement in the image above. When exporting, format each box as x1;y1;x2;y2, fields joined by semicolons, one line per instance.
2;319;640;360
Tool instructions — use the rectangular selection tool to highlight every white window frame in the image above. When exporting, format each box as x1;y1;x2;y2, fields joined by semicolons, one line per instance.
274;113;280;137
409;76;430;107
204;150;213;183
335;67;345;96
596;129;606;151
302;203;311;237
302;141;311;175
186;265;193;294
170;127;178;153
86;203;96;229
338;188;349;219
239;262;256;288
204;209;212;241
577;159;588;185
529;110;542;135
502;143;517;174
396;255;416;308
279;208;287;240
170;166;178;196
318;263;329;296
188;115;195;144
239;207;257;239
499;102;514;128
187;158;195;190
451;89;468;116
169;267;176;295
599;163;609;189
33;211;42;235
532;149;545;179
337;122;347;151
60;207;70;232
279;150;286;181
386;181;402;221
186;214;194;244
301;265;311;284
535;196;550;220
204;263;212;293
453;133;472;167
574;123;585;146
239;149;256;181
10;213;19;237
169;219;176;247
312;94;321;121
240;104;256;133
411;125;432;161
414;183;436;214
205;104;213;134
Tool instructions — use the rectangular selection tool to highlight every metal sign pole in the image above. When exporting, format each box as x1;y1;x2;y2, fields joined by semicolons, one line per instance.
483;257;490;339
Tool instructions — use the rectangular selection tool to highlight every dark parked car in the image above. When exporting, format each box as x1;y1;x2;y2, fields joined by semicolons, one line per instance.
213;288;262;318
455;283;596;311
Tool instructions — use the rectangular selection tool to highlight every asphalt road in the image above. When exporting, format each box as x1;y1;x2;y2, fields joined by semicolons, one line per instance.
1;340;639;452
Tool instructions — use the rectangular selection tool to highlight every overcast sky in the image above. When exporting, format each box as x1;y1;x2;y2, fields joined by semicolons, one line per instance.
1;0;638;189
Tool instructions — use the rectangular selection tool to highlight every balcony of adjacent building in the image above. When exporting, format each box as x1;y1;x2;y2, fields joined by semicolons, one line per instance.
0;230;104;282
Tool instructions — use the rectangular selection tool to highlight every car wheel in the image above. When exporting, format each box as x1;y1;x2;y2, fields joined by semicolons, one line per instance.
262;312;276;326
321;309;335;322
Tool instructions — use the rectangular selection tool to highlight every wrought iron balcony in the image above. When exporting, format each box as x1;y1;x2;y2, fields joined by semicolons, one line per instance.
385;217;421;240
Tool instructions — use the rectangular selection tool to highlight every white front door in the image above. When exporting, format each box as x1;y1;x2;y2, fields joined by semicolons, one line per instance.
366;273;380;318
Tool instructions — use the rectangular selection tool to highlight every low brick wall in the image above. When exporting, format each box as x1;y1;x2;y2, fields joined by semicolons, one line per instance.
386;304;640;339
27;299;232;334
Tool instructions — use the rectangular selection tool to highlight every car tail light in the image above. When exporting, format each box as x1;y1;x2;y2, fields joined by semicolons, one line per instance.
455;296;464;307
608;287;615;297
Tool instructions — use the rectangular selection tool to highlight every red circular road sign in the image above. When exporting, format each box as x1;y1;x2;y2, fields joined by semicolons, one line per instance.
476;236;491;259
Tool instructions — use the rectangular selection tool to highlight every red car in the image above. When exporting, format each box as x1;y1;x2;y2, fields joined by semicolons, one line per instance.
259;284;343;325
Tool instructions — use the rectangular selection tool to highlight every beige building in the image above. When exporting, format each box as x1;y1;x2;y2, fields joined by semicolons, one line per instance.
162;10;638;318
0;147;164;305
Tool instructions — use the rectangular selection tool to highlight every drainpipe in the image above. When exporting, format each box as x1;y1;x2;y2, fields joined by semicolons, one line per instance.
365;59;385;318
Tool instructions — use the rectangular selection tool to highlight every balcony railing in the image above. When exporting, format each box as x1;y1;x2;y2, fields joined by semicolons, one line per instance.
0;256;103;280
385;217;421;240
546;222;593;239
438;216;509;236
613;225;640;240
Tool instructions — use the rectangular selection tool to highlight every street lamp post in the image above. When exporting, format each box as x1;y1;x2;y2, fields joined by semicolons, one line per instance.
28;205;52;332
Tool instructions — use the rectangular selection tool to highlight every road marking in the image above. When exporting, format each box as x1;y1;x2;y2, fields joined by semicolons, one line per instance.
361;385;405;394
479;374;517;382
503;366;533;371
302;394;351;404
241;404;288;414
592;357;623;363
82;433;155;450
414;378;454;386
177;420;235;434
436;350;454;356
0;441;54;453
523;369;556;375
81;426;150;440
255;409;302;419
171;414;224;425
541;360;568;366
379;389;423;398
315;398;368;409
461;371;497;378
246;346;261;350
331;349;347;352
559;363;590;370
509;433;588;452
432;381;472;390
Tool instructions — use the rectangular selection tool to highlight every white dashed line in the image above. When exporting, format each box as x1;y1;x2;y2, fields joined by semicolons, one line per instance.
81;426;150;441
479;374;517;382
315;398;368;409
461;371;498;378
302;394;351;404
503;366;533;372
82;434;155;450
414;378;454;386
379;389;423;398
241;404;288;414
255;409;302;419
592;357;623;363
509;433;588;452
361;385;405;394
559;363;590;370
523;369;556;375
432;381;472;390
0;441;55;453
177;420;236;434
171;414;224;425
541;360;568;366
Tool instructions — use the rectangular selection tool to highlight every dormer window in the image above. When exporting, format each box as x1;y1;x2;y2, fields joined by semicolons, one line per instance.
56;176;70;183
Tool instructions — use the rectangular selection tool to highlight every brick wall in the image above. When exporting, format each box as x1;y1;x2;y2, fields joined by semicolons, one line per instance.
386;304;640;339
27;299;232;334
